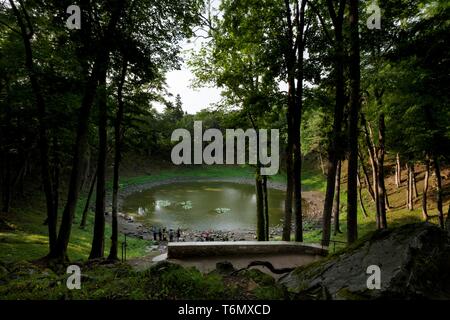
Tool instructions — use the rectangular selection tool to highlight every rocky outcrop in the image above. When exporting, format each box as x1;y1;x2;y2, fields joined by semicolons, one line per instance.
279;223;450;299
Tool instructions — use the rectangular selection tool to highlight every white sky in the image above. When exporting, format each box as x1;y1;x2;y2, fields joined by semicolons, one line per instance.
155;1;223;115
161;50;223;114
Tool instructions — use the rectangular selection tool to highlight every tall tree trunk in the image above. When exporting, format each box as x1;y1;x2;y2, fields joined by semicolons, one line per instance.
433;156;444;228
293;0;307;243
108;59;128;261
407;163;414;211
8;0;57;254
283;141;293;240
422;157;430;220
446;204;450;233
321;0;346;246
319;152;326;175
385;192;391;211
333;160;342;235
411;164;418;199
395;153;401;188
362;116;380;227
79;151;91;192
248;112;266;241
89;71;108;260
1;152;11;213
255;169;265;241
347;0;360;244
80;171;97;228
359;151;375;202
282;0;295;241
262;175;269;241
357;169;369;217
54;1;124;261
377;114;387;229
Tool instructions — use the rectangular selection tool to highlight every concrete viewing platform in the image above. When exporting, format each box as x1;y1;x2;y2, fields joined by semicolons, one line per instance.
167;241;328;259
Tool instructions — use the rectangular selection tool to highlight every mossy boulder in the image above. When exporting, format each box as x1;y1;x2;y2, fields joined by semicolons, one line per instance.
279;223;450;299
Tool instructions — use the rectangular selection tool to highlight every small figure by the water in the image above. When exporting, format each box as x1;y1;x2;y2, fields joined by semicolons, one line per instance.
162;228;167;241
176;228;181;242
158;228;162;241
169;229;174;242
152;226;157;241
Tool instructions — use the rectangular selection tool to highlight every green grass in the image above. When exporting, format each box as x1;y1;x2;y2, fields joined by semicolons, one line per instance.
0;197;148;263
116;162;325;191
0;261;285;300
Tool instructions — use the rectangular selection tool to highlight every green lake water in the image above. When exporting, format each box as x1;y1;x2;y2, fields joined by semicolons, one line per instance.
121;181;288;231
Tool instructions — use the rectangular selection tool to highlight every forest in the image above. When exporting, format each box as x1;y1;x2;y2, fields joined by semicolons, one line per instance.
0;0;449;301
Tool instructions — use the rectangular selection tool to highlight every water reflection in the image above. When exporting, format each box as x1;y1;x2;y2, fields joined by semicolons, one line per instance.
122;181;287;230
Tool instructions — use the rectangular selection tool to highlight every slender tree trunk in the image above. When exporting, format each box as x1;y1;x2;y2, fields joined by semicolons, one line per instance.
319;152;326;175
54;1;124;261
51;134;60;228
407;163;414;211
1;152;11;213
9;0;57;254
357;169;368;217
108;59;128;261
79;151;91;192
255;169;265;241
362;116;380;228
359;151;375;202
249;112;266;241
347;0;360;244
377;114;387;229
282;0;295;242
89;71;108;260
395;153;401;188
333;160;342;235
433;156;444;228
411;164;418;199
422;158;430;220
262;175;269;241
385;192;391;211
321;0;346;246
293;0;307;243
283;144;293;240
80;172;97;228
446;204;450;233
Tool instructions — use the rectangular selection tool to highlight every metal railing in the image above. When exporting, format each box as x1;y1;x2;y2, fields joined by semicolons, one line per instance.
121;234;127;262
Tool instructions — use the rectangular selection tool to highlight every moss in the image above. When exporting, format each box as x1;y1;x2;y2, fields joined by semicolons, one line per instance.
0;259;294;300
335;288;368;300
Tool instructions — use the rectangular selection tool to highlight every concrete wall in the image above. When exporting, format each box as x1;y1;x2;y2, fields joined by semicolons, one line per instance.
167;241;328;259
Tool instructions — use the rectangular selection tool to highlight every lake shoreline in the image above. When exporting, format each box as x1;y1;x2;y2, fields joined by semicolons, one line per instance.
106;176;324;242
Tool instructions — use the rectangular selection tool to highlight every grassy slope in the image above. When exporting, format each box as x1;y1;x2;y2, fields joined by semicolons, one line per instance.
307;160;450;252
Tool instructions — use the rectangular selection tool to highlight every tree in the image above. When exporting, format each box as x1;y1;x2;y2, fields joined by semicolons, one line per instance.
7;0;58;253
108;58;128;261
54;0;126;261
347;0;360;244
311;0;347;247
89;68;108;260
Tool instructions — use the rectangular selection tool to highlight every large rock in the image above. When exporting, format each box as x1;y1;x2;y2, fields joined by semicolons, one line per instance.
279;223;450;299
